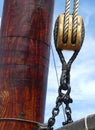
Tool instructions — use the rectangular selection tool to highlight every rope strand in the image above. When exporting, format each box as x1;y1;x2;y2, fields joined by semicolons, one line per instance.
63;0;70;43
72;0;79;43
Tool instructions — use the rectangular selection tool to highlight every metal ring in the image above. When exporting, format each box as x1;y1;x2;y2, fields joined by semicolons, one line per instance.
0;118;48;129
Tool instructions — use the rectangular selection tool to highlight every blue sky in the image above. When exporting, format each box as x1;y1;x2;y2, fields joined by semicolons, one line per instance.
45;0;95;128
0;0;95;129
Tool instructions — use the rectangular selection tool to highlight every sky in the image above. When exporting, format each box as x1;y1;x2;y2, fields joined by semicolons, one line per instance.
0;0;95;129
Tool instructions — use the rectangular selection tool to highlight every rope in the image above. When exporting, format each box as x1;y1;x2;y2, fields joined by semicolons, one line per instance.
63;0;70;43
51;45;59;86
63;0;79;43
72;0;79;43
84;116;89;130
62;104;67;122
49;0;84;128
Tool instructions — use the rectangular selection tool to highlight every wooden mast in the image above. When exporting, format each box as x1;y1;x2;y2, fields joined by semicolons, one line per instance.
0;0;54;129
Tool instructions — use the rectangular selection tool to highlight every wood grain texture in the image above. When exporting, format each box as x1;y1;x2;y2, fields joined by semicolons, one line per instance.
0;0;54;129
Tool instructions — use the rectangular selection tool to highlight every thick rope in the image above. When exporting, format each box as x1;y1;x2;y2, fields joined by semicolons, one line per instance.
72;0;79;43
63;0;70;43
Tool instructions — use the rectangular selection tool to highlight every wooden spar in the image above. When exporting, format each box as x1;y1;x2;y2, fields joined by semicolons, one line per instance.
0;0;54;129
56;114;95;130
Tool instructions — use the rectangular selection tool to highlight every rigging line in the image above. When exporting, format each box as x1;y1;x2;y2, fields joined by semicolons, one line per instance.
63;0;70;42
50;44;59;86
72;0;79;43
62;104;66;122
50;44;66;122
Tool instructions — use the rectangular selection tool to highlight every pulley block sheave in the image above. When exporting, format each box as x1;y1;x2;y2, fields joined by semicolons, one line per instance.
54;0;85;51
47;1;85;129
54;14;84;50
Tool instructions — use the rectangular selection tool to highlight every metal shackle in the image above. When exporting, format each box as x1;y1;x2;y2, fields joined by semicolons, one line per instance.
54;14;85;51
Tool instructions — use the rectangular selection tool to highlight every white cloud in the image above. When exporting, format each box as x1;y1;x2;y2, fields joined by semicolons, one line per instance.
45;56;95;125
45;1;95;127
47;34;95;100
80;4;95;28
45;34;95;126
81;4;95;16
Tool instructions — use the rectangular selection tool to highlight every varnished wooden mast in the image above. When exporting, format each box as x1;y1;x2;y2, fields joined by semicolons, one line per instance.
0;0;54;129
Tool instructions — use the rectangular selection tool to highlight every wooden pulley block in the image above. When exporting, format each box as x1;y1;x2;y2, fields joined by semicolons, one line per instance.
54;14;85;51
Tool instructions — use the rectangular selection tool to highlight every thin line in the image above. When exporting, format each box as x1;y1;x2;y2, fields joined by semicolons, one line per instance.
50;44;66;122
62;103;67;122
51;44;59;86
